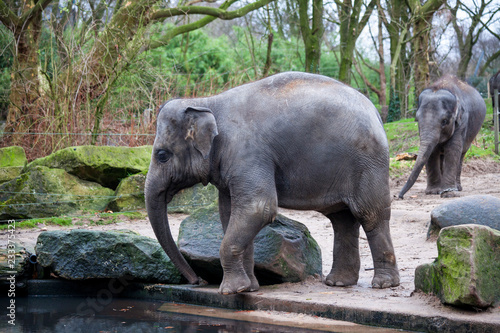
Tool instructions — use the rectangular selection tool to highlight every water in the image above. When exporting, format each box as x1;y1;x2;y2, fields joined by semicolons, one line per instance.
2;297;337;333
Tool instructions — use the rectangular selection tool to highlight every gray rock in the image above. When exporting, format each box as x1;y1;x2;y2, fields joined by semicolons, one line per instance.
36;229;183;283
0;242;32;278
25;145;152;189
415;224;500;308
0;166;114;220
178;206;322;285
429;195;500;237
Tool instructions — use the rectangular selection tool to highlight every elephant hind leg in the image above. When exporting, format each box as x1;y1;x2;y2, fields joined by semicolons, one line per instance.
361;206;400;289
325;210;361;287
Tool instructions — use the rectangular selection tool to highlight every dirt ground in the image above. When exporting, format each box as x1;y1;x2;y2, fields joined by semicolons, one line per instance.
6;159;500;313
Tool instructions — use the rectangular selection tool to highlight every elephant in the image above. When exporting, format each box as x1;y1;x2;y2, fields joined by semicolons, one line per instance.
490;70;500;116
145;72;400;295
398;75;486;199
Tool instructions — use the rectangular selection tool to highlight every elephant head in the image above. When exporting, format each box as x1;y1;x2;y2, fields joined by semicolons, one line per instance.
398;89;460;199
145;103;218;284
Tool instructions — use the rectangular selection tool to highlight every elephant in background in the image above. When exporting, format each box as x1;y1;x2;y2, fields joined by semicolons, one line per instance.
145;72;399;295
399;75;486;199
490;70;500;122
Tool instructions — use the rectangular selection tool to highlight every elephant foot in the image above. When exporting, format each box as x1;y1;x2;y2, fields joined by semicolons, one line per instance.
325;269;359;287
425;187;441;195
439;187;459;198
247;274;260;292
218;272;252;295
371;268;400;289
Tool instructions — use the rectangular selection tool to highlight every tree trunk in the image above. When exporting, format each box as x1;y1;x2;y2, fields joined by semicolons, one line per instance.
298;0;324;73
4;1;47;132
338;0;376;84
410;0;445;98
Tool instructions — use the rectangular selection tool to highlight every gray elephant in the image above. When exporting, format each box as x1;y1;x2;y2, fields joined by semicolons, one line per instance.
490;70;500;113
398;75;486;199
145;72;399;295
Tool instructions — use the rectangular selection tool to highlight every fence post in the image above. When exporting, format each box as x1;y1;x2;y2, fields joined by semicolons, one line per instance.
495;89;499;155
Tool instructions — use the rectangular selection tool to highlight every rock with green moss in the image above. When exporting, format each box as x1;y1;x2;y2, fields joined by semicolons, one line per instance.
0;166;114;220
178;206;322;285
415;224;500;308
108;175;217;213
36;229;183;283
0;146;27;184
168;184;218;214
107;173;147;212
25;145;152;189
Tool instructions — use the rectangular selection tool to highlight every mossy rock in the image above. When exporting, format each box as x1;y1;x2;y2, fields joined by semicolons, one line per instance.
25;145;152;189
36;229;183;283
0;166;114;220
178;205;322;285
0;146;27;184
107;173;147;212
168;184;219;214
415;224;500;308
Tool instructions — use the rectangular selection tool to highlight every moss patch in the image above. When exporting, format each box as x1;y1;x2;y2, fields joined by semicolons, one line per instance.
415;224;500;308
25;145;153;189
0;146;27;168
0;166;114;220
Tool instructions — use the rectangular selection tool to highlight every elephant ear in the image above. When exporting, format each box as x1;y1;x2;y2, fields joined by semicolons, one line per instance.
184;106;219;159
453;97;463;126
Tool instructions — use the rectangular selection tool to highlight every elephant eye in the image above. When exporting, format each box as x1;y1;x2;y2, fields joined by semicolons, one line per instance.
156;149;172;163
441;119;449;127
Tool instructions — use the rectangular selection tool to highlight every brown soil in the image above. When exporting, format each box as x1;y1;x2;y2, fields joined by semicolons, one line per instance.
5;159;500;319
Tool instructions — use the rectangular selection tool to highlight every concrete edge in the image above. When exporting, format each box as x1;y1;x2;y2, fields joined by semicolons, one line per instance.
19;280;500;333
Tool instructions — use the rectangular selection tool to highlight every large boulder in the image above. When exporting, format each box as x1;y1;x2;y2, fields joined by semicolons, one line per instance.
428;195;500;237
0;146;27;184
25;145;152;189
415;224;500;308
178;206;322;285
0;166;114;220
36;229;183;283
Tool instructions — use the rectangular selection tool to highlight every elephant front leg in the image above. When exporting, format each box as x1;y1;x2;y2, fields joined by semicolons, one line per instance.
219;190;259;293
218;193;277;295
440;137;464;195
425;149;443;195
325;210;361;287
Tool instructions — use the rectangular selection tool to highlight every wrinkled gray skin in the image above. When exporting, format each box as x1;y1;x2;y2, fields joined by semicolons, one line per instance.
398;75;486;199
490;70;500;113
145;72;399;295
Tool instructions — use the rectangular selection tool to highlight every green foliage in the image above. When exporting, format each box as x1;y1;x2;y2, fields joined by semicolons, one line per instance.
387;87;401;122
0;216;72;230
384;118;420;156
108;23;310;115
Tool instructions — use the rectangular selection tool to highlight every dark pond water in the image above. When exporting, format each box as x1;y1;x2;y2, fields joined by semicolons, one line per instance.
1;297;337;333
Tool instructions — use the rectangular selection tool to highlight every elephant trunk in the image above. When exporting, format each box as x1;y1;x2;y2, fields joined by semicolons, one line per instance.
145;181;200;284
398;138;437;199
